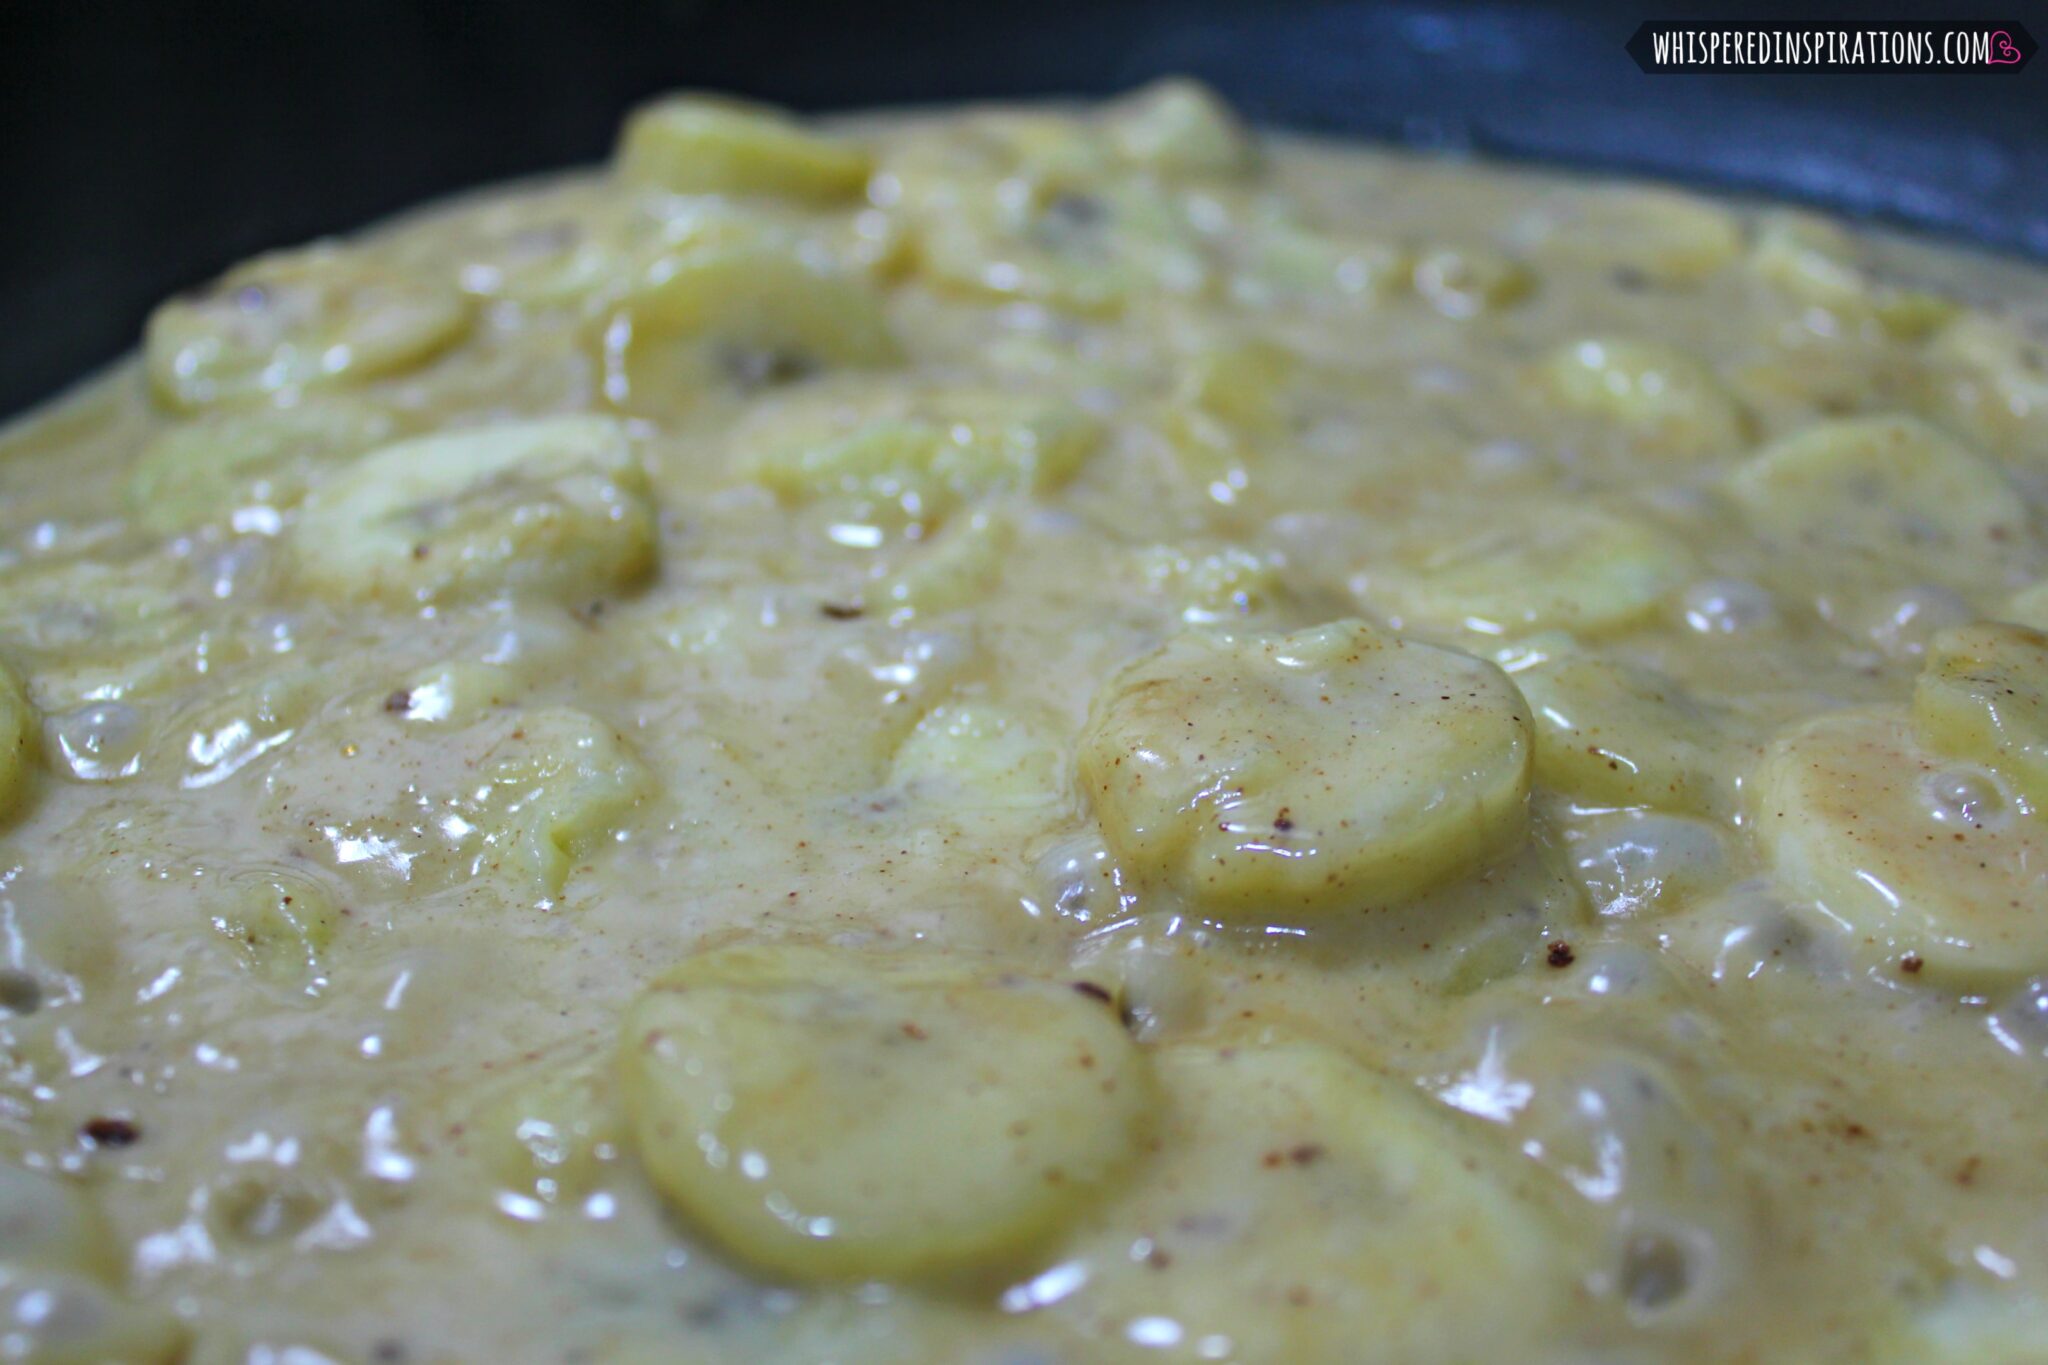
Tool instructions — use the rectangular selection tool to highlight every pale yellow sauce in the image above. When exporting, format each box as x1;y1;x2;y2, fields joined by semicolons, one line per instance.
3;82;2048;1363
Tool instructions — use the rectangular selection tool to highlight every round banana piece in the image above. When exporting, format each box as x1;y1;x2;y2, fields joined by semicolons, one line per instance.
1748;210;1955;339
890;702;1063;809
1912;622;2048;812
144;245;471;410
615;94;872;202
1532;185;1743;286
287;415;657;606
0;660;36;823
126;400;397;535
1728;414;2030;589
738;391;1099;526
1077;620;1533;919
1530;337;1748;458
1054;1035;1597;1361
1925;310;2048;459
600;246;902;412
1750;706;2048;985
615;942;1150;1283
1365;505;1695;638
1515;652;1731;814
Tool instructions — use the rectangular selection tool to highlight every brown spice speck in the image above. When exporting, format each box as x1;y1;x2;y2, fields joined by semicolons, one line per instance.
81;1116;140;1147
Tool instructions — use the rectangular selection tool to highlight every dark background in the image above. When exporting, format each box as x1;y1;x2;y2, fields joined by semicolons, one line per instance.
3;0;2045;419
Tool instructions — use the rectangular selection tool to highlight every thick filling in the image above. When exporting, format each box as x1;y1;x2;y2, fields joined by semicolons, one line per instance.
3;81;2048;1364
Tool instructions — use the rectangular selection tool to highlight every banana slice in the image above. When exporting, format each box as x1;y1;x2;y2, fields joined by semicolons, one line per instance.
876;507;1014;615
1515;653;1732;814
0;660;36;823
615;94;872;201
1529;338;1748;458
905;167;1210;318
1051;1035;1597;1361
600;246;902;413
144;245;472;410
1365;506;1695;637
1231;220;1408;309
1750;706;2048;985
207;865;342;981
737;392;1099;527
465;1047;621;1208
450;706;653;896
1077;620;1532;919
1912;623;2048;811
1728;414;2030;589
1103;78;1255;177
1532;186;1743;286
1749;211;1956;339
287;415;657;606
126;400;397;535
1926;311;2048;460
890;702;1063;809
616;942;1150;1283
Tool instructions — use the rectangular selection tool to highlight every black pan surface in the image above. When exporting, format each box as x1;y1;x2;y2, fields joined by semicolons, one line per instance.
3;0;2045;419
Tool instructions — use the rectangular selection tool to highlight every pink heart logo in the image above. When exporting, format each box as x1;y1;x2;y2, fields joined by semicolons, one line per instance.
1988;30;2023;64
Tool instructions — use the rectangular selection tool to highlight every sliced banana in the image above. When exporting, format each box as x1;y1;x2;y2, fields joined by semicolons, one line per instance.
1728;414;2031;589
1925;310;2048;459
615;94;872;201
876;507;1014;615
600;246;902;413
144;245;471;410
1530;338;1748;458
1531;185;1743;286
1102;78;1255;177
1077;620;1532;919
207;865;342;980
1365;506;1695;638
737;392;1099;526
0;660;36;823
616;942;1150;1282
126;400;397;535
1748;211;1955;339
465;1048;621;1208
890;702;1062;809
1231;220;1408;309
456;707;654;896
287;415;657;606
905;168;1210;318
1750;706;2048;985
1053;1035;1597;1360
1515;653;1732;814
1912;623;2048;811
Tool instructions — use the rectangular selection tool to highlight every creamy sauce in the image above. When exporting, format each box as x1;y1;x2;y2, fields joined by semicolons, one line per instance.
3;81;2048;1363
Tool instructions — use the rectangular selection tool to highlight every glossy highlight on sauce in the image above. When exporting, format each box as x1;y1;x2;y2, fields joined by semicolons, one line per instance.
2;80;2048;1363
